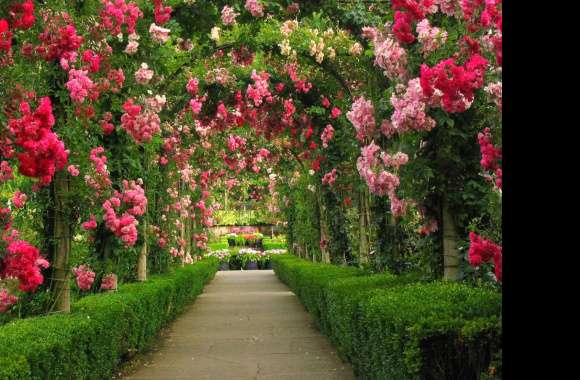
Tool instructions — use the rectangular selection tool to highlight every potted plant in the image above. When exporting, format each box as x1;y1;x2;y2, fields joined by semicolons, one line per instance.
263;249;287;269
216;249;231;270
257;251;270;269
226;233;237;247
255;232;264;249
204;249;231;270
229;249;242;270
239;248;259;270
235;235;245;247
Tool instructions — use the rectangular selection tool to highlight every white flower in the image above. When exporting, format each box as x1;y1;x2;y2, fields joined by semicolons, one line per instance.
210;26;221;41
327;47;336;60
309;169;315;176
279;39;292;56
349;42;363;56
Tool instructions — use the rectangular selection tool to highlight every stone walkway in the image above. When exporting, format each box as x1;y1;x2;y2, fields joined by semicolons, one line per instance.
124;270;355;380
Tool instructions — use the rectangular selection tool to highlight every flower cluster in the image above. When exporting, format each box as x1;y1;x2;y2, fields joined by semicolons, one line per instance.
72;264;95;290
100;273;117;290
66;69;98;103
134;63;154;85
420;54;488;113
149;23;170;43
393;11;415;44
286;63;312;94
484;80;502;111
245;0;264;18
102;198;138;246
37;15;83;61
357;142;407;217
321;124;334;148
374;37;408;81
347;96;376;142
100;0;143;36
0;161;13;183
0;288;18;313
153;0;172;25
416;19;447;56
468;232;502;282
9;0;36;30
81;214;98;230
227;135;247;152
0;19;12;55
221;5;239;25
186;78;199;95
8;97;68;186
477;127;501;171
322;168;338;186
85;146;112;194
389;78;436;135
120;98;161;144
390;0;435;44
349;42;363;56
280;20;298;37
81;50;101;73
124;33;140;54
231;46;255;67
12;191;27;209
119;179;147;216
101;179;146;246
477;127;502;189
1;240;49;292
246;70;272;106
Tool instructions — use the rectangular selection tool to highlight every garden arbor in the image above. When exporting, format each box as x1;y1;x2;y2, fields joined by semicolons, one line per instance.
1;0;501;318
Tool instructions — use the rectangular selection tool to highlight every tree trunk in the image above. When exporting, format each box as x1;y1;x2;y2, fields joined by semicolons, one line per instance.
442;198;460;280
316;189;330;264
137;218;148;281
52;171;71;313
358;190;369;264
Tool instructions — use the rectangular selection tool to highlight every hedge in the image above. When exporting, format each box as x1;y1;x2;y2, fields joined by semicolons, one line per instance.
208;241;229;251
263;241;286;250
272;255;362;330
271;255;502;380
0;258;218;380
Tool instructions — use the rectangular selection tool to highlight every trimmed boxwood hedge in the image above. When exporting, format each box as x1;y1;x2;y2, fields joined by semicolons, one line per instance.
263;241;286;250
0;258;218;380
271;255;502;380
272;254;362;331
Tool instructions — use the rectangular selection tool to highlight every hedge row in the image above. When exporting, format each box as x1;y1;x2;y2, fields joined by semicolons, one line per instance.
263;241;287;250
272;255;502;380
0;259;219;380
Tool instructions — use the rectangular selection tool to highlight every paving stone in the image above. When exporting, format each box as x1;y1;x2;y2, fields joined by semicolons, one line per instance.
124;270;355;379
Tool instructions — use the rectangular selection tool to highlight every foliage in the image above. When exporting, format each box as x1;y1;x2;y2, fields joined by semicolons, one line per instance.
213;209;273;226
272;254;502;380
0;258;218;379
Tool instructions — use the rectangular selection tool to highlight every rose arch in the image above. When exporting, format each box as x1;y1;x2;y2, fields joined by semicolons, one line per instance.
0;1;502;378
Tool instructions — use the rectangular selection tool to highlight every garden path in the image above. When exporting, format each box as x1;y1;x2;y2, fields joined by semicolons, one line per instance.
124;270;355;380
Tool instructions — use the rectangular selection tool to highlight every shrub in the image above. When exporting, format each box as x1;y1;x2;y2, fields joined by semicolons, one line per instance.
263;241;287;250
324;273;424;363
208;241;228;251
271;255;502;380
272;255;362;329
0;259;218;380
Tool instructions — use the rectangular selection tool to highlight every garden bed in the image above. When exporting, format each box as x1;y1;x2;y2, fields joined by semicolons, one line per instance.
0;259;219;380
205;248;287;271
271;255;502;380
